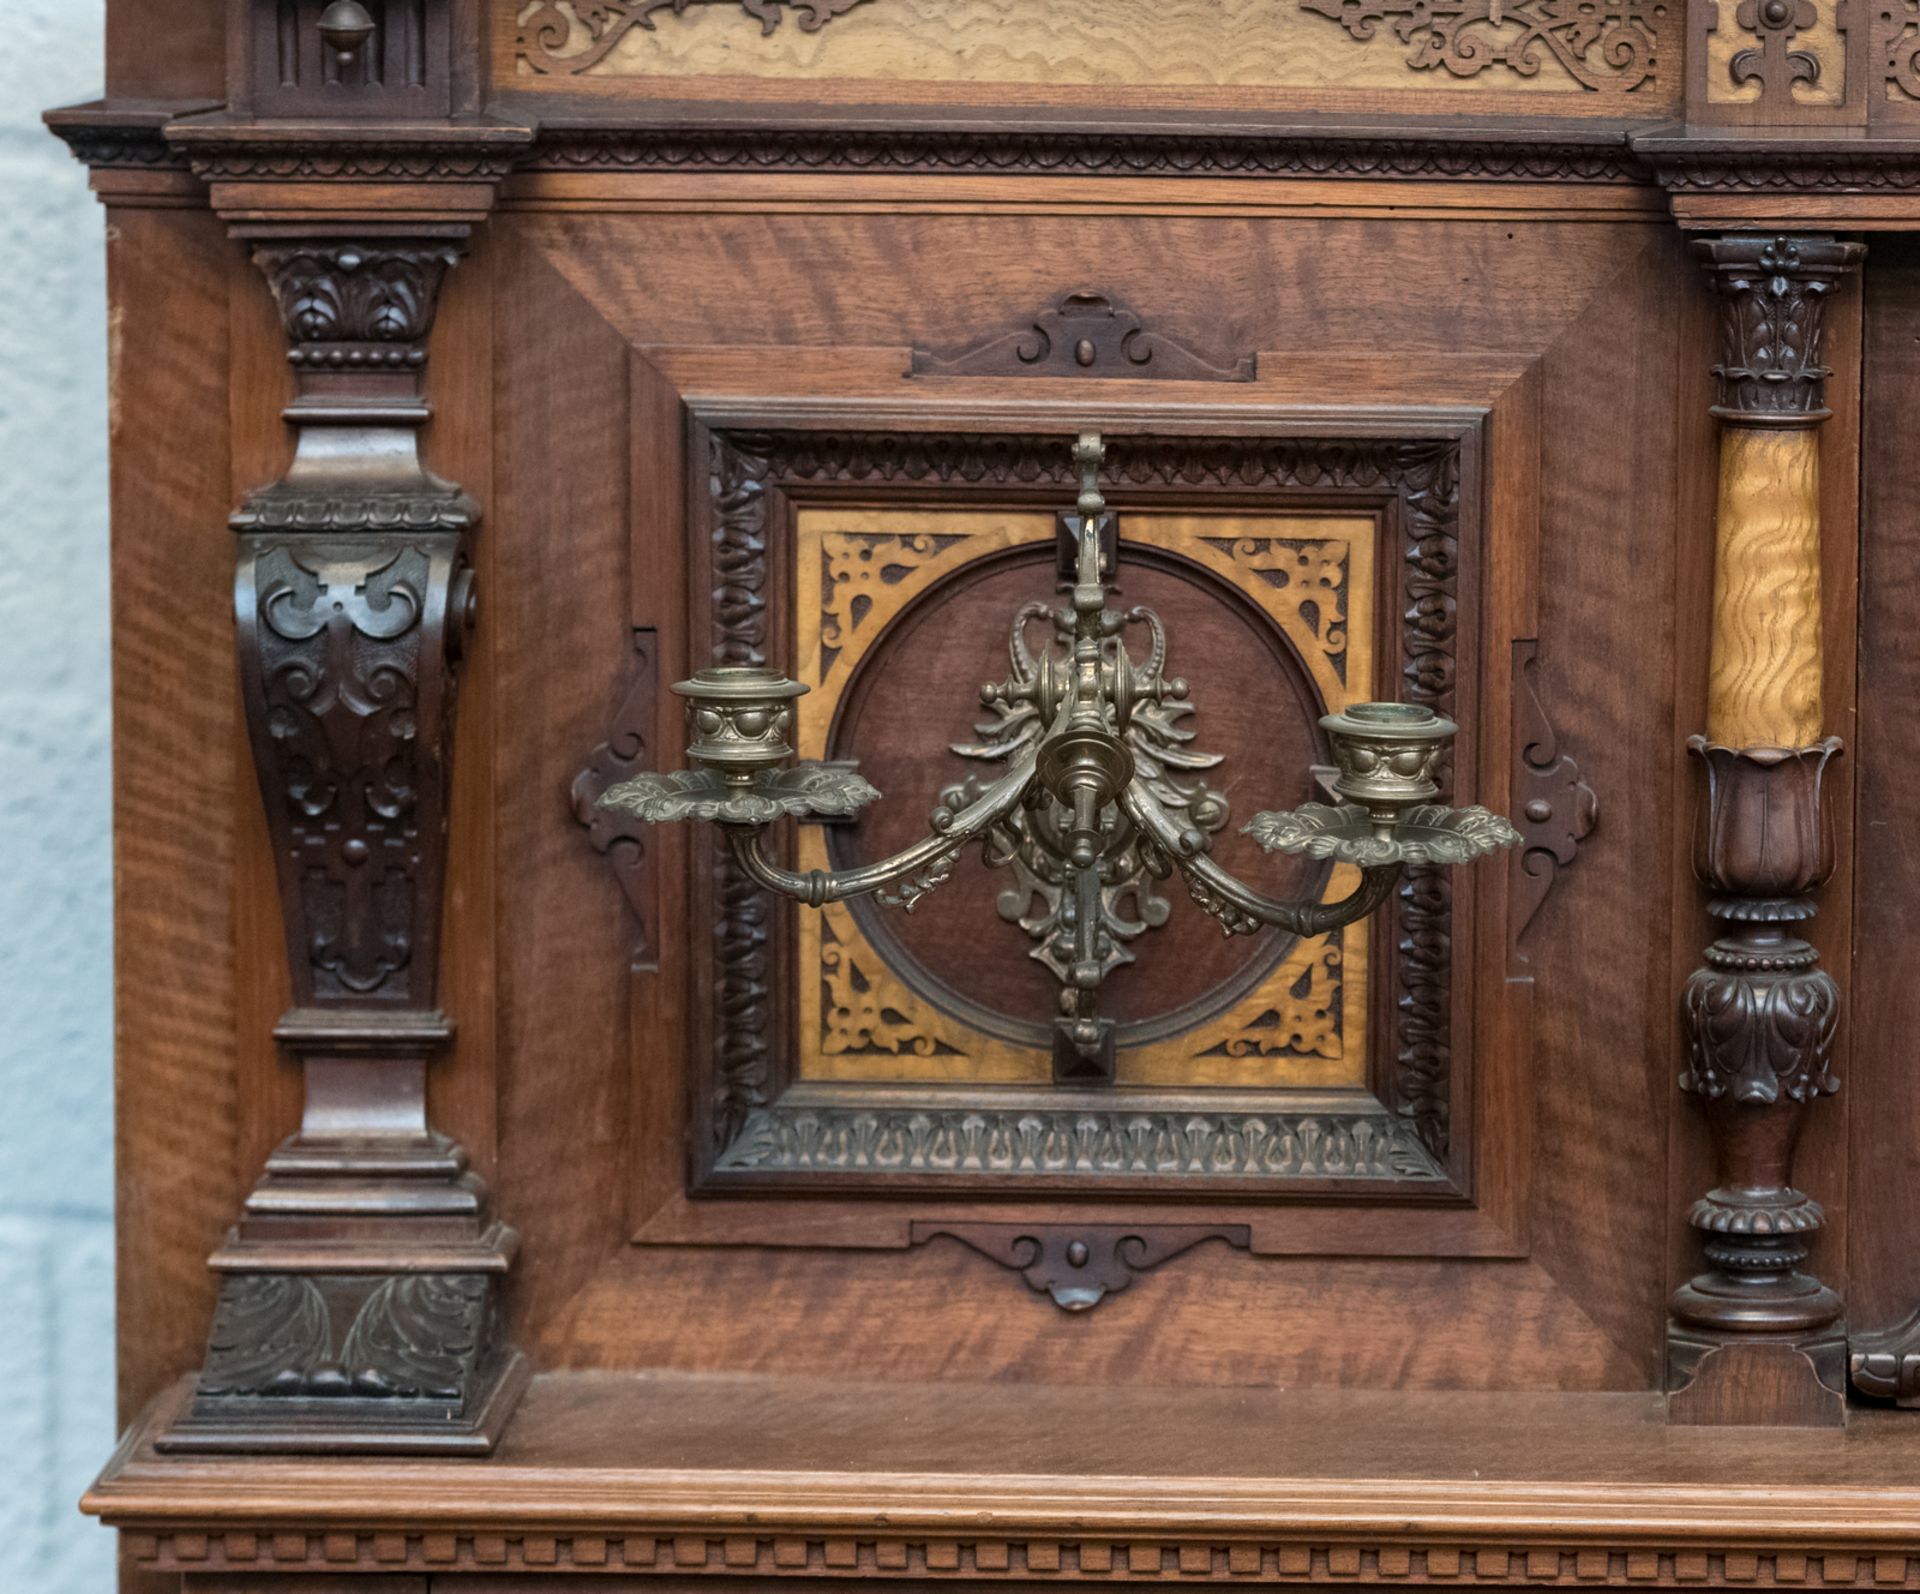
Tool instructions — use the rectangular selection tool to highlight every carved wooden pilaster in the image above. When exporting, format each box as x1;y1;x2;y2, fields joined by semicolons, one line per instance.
1667;235;1862;1428
163;239;525;1454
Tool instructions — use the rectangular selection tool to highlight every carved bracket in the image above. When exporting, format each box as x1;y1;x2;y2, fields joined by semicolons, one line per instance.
910;1222;1251;1311
1511;641;1597;968
910;292;1255;382
572;627;662;970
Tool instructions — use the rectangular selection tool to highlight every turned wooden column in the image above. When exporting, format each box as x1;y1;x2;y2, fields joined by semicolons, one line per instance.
160;236;525;1453
1667;234;1862;1427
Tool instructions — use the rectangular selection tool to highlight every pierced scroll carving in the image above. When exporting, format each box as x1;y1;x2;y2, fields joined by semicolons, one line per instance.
910;292;1256;383
1297;0;1663;93
518;0;869;74
910;1222;1252;1311
1883;0;1920;98
1727;0;1826;98
1510;641;1598;968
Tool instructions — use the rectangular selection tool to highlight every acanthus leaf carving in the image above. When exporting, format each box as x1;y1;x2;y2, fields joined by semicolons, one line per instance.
1696;235;1865;427
197;1273;496;1403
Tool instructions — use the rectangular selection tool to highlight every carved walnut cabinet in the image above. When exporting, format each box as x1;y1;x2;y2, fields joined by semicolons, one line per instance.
48;0;1920;1590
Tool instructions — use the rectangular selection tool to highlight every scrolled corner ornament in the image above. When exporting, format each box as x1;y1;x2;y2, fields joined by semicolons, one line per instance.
1297;0;1664;94
518;0;870;75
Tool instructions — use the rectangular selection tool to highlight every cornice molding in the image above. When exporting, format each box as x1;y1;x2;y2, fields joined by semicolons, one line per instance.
52;102;1920;222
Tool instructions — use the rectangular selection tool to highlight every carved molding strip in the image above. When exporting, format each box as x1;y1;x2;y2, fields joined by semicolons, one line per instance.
700;430;1463;1179
910;1222;1253;1310
52;110;1653;187
1298;0;1664;92
527;126;1648;183
519;0;870;74
120;1529;1920;1585
910;292;1255;383
714;1104;1446;1181
1511;641;1598;968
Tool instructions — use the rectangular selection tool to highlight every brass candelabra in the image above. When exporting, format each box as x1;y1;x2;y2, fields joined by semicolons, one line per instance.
602;433;1520;1082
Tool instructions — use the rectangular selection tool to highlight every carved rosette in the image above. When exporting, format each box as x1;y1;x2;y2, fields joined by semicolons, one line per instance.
1696;235;1866;426
168;238;523;1455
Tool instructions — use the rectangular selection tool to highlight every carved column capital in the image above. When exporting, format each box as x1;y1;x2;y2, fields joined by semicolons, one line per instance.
1696;234;1866;427
254;241;461;358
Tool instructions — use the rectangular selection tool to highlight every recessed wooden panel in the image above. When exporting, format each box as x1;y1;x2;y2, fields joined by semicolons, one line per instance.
793;505;1377;1089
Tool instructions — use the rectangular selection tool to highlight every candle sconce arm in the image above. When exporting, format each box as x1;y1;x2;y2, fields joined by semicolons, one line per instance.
719;757;1040;911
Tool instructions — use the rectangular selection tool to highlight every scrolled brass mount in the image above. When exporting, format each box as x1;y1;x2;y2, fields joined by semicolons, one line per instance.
601;431;1520;1083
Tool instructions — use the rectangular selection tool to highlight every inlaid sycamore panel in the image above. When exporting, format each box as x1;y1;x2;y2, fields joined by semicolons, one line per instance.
508;0;1679;111
791;506;1376;1090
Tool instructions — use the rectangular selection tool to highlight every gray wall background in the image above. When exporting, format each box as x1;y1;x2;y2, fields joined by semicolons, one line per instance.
0;3;120;1590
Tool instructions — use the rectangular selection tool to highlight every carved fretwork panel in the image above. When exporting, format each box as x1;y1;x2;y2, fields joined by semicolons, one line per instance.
668;427;1476;1199
502;0;1681;113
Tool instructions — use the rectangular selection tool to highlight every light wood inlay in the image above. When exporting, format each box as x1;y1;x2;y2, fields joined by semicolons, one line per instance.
1708;426;1823;748
792;506;1375;1089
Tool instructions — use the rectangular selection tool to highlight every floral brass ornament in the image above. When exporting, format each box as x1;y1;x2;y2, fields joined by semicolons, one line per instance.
1297;0;1664;92
598;433;1519;1085
517;0;869;74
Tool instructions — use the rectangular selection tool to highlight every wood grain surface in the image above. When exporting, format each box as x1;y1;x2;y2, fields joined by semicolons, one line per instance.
1707;427;1824;748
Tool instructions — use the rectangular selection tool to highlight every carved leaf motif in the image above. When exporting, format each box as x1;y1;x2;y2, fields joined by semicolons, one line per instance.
598;764;881;824
1682;961;1841;1106
338;1275;489;1400
716;1104;1447;1179
198;1276;333;1396
1244;802;1520;866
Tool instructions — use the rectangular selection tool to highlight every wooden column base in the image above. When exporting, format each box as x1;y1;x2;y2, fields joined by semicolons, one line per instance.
161;1267;527;1455
159;1154;526;1456
1668;1325;1848;1427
